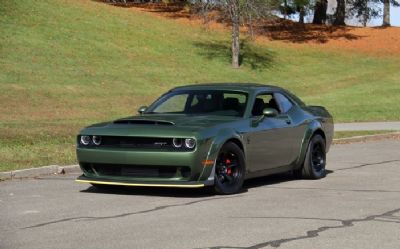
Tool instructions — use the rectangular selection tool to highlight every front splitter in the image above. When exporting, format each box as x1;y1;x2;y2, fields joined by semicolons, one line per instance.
76;175;212;188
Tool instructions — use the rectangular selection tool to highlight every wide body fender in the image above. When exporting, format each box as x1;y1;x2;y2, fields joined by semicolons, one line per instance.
197;128;245;182
293;119;327;170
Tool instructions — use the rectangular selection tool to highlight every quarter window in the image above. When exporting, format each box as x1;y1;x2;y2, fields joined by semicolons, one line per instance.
274;93;293;113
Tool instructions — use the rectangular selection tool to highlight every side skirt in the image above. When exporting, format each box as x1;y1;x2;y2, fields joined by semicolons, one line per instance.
244;164;294;180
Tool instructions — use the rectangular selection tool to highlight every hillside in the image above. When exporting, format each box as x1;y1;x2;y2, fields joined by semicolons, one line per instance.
131;2;400;56
1;0;399;170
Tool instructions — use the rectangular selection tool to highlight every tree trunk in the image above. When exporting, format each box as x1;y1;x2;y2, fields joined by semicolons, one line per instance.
313;0;328;24
283;0;288;20
248;13;254;39
299;7;305;24
334;0;346;25
230;1;240;68
362;12;368;27
382;0;390;26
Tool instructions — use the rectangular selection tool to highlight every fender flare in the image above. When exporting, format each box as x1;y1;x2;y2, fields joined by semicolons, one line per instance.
294;120;325;169
198;129;245;182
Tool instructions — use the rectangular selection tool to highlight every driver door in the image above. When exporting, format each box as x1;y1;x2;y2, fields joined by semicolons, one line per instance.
246;93;294;172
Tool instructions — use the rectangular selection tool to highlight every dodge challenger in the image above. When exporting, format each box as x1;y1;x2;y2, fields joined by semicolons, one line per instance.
76;83;333;194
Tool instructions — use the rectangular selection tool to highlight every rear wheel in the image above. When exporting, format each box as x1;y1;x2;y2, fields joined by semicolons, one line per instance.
295;134;326;179
214;142;245;195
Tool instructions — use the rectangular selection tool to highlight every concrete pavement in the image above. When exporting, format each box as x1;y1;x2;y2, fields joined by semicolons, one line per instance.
335;121;400;131
1;139;400;249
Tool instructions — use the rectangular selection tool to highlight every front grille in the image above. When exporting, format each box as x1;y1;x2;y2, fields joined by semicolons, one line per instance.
78;136;194;151
101;136;172;149
82;163;191;179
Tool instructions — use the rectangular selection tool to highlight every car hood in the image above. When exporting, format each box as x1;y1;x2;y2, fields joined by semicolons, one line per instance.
80;114;241;137
114;114;240;127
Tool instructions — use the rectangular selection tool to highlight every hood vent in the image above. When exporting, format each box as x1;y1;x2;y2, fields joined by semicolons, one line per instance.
113;119;174;126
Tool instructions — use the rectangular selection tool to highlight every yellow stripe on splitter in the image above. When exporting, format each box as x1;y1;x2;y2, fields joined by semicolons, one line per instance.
75;179;205;188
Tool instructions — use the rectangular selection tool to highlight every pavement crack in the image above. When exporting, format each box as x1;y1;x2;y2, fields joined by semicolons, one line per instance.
335;159;400;171
374;219;400;224
22;195;238;229
233;216;344;222
203;207;400;249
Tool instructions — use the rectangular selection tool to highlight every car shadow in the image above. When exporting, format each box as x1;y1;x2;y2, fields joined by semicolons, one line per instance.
80;170;333;197
80;185;216;198
242;169;334;191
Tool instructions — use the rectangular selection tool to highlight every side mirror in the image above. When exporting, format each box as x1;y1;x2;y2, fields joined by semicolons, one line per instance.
138;106;148;115
263;108;278;117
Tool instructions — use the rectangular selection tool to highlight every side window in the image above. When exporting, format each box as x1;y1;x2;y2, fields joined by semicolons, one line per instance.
274;93;293;113
252;93;274;116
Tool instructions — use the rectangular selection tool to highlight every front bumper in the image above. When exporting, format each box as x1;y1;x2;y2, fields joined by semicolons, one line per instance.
76;175;213;188
76;142;215;183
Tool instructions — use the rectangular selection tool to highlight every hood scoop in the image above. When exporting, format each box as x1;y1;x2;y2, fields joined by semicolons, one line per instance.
113;119;174;126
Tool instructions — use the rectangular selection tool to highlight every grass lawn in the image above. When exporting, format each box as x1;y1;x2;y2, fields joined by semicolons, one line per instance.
1;0;400;171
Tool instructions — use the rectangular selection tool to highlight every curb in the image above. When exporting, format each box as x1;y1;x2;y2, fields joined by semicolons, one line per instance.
333;132;400;144
0;165;81;181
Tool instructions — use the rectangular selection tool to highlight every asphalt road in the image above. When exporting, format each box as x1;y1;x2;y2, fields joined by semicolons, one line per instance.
1;140;400;249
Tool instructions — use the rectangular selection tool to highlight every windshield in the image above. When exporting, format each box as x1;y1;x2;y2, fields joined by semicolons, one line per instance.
146;90;248;117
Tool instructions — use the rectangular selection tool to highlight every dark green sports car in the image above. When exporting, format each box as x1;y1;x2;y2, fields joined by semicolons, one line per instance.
76;83;333;194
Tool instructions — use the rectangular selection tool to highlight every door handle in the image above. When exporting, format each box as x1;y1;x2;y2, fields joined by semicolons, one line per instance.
285;119;292;125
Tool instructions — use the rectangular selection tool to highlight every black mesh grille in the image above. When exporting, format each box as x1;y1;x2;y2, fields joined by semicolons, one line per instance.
101;136;173;149
78;136;195;151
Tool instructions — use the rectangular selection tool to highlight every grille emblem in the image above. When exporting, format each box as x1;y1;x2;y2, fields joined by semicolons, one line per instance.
154;142;167;146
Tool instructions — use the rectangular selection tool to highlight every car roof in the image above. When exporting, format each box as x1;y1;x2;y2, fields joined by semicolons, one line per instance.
170;83;285;92
169;83;305;107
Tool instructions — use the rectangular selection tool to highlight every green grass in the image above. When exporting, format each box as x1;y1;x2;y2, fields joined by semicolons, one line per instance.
334;130;398;139
1;0;400;171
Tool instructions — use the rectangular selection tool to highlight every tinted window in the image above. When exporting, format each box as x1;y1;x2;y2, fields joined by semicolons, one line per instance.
274;93;293;113
252;93;283;116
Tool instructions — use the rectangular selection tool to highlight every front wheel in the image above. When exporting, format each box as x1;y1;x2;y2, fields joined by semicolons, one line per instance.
214;142;246;195
295;134;327;179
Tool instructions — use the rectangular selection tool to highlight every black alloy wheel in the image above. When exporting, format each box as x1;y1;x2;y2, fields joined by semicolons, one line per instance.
214;142;245;194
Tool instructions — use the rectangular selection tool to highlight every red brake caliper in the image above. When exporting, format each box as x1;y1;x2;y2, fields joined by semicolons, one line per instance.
226;159;232;175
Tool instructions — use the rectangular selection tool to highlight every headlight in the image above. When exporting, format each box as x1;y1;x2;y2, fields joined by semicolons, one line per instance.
92;136;102;146
80;135;91;146
172;138;183;148
184;138;196;149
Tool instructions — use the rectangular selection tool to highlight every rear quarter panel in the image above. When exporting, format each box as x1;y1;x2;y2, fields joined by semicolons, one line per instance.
306;105;334;151
292;105;333;169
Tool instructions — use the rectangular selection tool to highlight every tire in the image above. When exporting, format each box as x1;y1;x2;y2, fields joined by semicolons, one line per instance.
296;134;326;179
214;142;246;195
